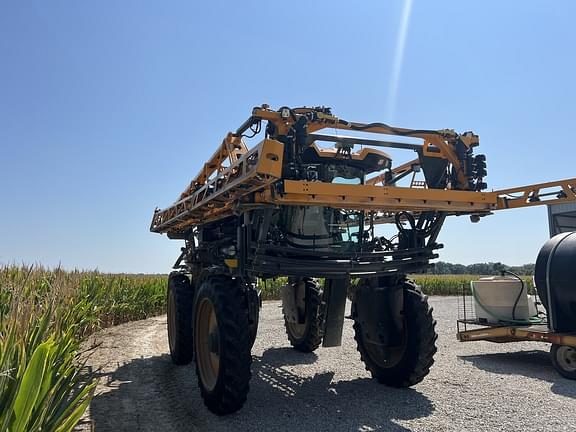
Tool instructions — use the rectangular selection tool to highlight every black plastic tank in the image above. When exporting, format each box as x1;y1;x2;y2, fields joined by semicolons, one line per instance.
534;232;576;332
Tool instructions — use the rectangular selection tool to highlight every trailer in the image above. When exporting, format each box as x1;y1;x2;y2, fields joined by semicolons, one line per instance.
457;284;576;380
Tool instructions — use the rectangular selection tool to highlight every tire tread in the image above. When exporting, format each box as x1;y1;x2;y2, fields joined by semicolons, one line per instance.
195;276;252;415
353;283;437;387
283;278;325;352
168;272;194;366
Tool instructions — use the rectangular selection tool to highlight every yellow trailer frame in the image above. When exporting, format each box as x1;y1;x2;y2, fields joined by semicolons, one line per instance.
457;320;576;379
457;322;576;347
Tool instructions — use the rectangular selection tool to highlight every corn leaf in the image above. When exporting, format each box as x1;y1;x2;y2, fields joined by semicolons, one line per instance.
10;340;52;432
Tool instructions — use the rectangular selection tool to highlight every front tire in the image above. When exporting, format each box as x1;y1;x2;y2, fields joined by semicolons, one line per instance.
194;276;252;415
353;283;437;387
283;277;324;352
167;272;194;366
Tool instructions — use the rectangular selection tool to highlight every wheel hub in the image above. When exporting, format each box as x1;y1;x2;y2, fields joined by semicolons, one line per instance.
286;281;307;339
364;335;406;368
208;329;220;353
556;346;576;372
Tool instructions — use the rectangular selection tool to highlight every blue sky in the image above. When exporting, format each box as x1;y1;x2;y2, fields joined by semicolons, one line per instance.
1;1;575;273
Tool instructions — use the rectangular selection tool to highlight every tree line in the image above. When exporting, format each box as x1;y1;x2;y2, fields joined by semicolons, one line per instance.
428;261;535;276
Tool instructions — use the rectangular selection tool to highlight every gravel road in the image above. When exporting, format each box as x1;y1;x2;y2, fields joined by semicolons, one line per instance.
78;297;575;432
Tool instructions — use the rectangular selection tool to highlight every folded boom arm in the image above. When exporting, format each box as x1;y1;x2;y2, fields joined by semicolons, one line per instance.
150;105;576;237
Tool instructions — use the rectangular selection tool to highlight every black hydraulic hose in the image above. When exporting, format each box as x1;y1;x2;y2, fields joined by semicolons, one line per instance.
504;270;524;321
471;271;542;325
340;119;446;137
395;211;416;232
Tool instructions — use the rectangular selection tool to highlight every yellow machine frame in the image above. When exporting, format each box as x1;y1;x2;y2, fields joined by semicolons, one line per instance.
151;105;576;236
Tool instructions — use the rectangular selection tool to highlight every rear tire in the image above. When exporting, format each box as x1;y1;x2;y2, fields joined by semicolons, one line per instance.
353;283;437;387
194;276;252;415
550;344;576;380
283;277;324;352
167;272;194;366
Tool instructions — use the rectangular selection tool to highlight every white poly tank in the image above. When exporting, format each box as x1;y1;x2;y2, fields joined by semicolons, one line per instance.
472;276;534;324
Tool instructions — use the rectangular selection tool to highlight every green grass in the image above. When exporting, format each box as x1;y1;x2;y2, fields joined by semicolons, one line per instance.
259;278;287;301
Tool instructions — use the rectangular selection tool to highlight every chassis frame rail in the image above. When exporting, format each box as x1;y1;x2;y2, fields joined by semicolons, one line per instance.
457;321;576;347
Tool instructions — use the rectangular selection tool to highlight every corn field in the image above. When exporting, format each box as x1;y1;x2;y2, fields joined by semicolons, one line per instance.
0;266;166;432
258;274;535;299
410;274;535;296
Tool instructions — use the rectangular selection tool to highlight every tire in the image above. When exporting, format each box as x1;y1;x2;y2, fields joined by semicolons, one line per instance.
194;276;252;415
167;272;194;366
247;287;260;349
352;283;437;387
550;344;576;380
283;277;324;352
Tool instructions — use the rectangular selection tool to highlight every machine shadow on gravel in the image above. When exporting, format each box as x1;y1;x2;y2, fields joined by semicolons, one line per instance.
88;348;434;432
459;350;576;399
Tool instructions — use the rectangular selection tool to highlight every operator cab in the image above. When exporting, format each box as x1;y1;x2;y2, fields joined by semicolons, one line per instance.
301;143;392;179
281;143;392;252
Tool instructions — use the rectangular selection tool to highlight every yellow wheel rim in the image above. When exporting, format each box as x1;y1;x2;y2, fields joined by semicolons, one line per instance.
167;289;177;353
195;298;220;391
286;280;307;339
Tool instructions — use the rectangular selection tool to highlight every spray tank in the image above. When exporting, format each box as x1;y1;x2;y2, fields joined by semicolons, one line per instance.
535;232;576;332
